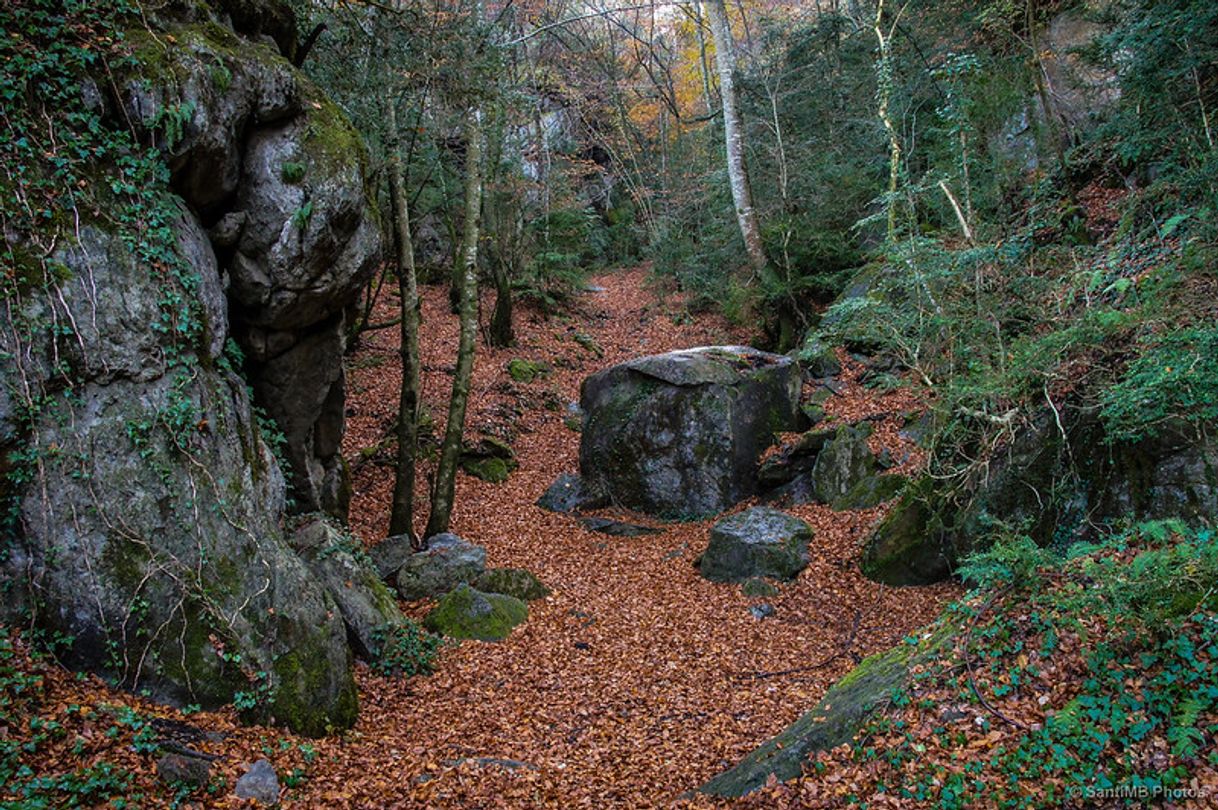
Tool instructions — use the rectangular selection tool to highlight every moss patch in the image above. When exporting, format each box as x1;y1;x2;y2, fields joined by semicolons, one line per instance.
424;583;527;641
475;568;550;601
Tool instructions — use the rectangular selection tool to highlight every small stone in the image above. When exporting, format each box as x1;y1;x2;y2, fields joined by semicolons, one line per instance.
234;759;279;806
369;533;415;580
749;604;775;620
535;474;608;513
156;752;211;789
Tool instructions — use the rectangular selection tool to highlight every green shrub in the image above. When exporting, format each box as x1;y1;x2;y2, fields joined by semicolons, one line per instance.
369;621;441;678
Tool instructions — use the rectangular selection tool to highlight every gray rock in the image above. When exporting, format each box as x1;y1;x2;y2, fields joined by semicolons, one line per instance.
156;752;212;788
862;414;1218;586
578;517;664;537
0;222;356;737
536;473;608;513
832;474;909;511
699;507;812;583
290;519;407;659
700;628;952;797
580;346;802;518
396;533;487;600
749;603;776;620
369;533;416;580
757;429;836;489
235;759;280;806
809;425;877;504
797;337;841;379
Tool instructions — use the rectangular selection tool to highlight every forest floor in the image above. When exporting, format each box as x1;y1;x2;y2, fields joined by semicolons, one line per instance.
0;267;960;808
325;266;959;807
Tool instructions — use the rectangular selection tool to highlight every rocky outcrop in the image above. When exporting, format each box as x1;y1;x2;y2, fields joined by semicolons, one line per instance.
699;507;812;583
579;346;802;518
699;625;952;797
0;1;380;736
289;519;407;660
862;414;1218;586
122;11;380;516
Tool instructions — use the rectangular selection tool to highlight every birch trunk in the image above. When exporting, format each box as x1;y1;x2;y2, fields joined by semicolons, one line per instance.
703;0;767;274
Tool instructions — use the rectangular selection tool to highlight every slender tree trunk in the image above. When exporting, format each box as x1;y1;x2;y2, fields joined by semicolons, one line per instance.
874;0;902;243
704;0;767;275
387;103;424;544
425;106;484;540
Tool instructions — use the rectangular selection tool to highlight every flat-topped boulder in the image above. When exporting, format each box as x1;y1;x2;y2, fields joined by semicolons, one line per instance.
699;507;813;582
579;346;802;518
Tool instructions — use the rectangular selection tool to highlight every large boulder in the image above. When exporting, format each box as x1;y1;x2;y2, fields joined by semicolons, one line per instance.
0;5;382;735
395;533;487;601
122;15;381;518
579;346;802;518
699;507;812;583
475;568;550;602
424;584;528;641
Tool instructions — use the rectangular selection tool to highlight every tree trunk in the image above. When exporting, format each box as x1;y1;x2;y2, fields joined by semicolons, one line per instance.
387;102;423;546
704;0;767;275
425;106;484;539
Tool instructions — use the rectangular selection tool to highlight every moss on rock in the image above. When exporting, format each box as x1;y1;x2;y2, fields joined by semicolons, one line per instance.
424;583;527;641
699;624;952;797
475;568;550;601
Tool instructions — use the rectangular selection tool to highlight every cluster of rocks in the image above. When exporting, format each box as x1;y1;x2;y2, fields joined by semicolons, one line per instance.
370;532;547;641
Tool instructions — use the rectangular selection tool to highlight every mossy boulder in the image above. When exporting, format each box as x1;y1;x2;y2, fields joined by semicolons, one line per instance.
579;346;802;518
741;577;780;598
699;625;952;797
833;473;909;510
699;507;812;583
424;584;528;641
460;436;517;483
475;568;550;601
860;480;952;586
290;518;408;660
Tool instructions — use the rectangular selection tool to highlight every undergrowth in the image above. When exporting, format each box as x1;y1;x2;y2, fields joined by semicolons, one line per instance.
828;521;1218;808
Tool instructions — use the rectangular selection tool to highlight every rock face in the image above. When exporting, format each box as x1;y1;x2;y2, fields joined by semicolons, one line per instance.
579;346;802;518
862;414;1218;586
123;11;380;516
424;584;528;641
699;508;812;583
289;519;407;659
395;534;487;601
0;1;380;736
